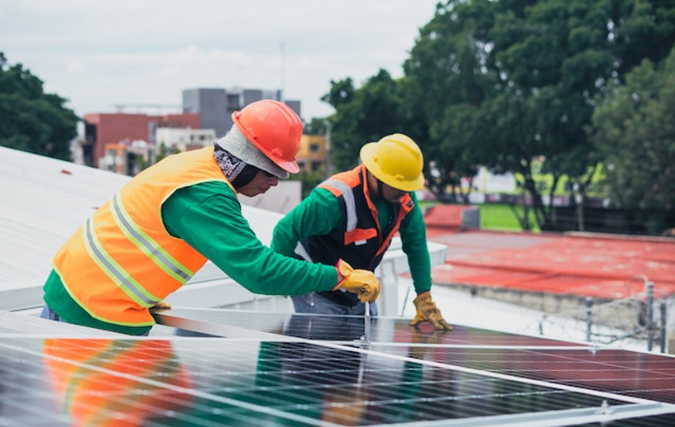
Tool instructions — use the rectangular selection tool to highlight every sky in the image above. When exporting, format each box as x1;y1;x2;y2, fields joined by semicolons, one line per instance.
2;0;441;123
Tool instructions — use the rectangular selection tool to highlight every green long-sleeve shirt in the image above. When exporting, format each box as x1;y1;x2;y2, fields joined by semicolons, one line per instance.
43;181;338;335
271;187;432;297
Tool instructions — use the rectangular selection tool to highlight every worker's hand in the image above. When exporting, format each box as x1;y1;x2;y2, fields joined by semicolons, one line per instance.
150;300;172;310
333;259;380;304
409;292;452;330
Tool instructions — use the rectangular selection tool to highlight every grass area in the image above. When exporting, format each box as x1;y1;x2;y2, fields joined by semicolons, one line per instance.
419;200;541;232
479;203;541;232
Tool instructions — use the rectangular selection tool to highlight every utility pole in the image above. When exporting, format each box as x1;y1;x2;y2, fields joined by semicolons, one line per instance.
324;120;332;179
279;42;285;102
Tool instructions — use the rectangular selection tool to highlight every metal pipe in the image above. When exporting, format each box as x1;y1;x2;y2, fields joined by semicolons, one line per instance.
646;281;654;351
660;302;667;353
586;297;593;343
364;301;371;344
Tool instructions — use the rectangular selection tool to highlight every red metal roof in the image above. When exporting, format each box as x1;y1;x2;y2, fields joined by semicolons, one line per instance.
425;226;675;300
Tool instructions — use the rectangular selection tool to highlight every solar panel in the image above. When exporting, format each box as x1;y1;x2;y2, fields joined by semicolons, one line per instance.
1;336;672;427
395;346;675;404
2;307;675;426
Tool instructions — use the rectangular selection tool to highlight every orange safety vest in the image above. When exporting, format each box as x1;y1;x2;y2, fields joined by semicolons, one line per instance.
53;147;233;327
300;164;414;271
303;166;414;307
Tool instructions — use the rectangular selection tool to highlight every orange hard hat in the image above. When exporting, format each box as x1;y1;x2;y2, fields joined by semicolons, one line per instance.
231;100;303;173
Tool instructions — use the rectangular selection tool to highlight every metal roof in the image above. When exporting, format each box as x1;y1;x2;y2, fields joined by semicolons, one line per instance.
0;146;130;291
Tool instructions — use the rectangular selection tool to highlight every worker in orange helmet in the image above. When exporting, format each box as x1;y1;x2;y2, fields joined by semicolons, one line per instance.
40;100;380;335
272;133;451;330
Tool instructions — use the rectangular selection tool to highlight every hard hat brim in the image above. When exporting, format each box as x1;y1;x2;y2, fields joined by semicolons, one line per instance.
275;159;300;174
360;142;425;192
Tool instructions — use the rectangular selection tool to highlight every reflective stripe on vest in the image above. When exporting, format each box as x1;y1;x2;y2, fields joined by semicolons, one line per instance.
83;216;161;306
322;179;358;232
307;165;414;270
111;192;192;283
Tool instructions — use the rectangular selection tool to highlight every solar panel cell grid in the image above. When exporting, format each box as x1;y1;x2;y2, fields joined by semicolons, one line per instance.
0;337;654;427
393;347;675;405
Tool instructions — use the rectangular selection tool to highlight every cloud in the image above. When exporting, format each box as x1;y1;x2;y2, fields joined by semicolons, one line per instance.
2;0;440;120
67;61;87;73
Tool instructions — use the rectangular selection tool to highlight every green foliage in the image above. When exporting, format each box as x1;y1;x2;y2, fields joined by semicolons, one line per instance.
591;45;675;234
304;118;328;136
153;142;179;164
315;0;675;234
135;155;148;172
0;52;79;160
322;70;414;171
353;0;675;231
407;0;622;229
321;77;355;109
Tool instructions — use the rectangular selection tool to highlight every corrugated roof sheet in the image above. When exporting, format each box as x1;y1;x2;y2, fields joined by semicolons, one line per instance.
0;146;130;289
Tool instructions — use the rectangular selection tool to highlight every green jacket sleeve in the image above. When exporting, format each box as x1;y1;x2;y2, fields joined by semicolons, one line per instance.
399;192;433;295
272;186;433;296
271;188;344;257
162;181;337;296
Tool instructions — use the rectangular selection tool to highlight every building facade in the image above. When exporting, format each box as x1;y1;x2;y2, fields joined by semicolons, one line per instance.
182;88;301;138
83;113;200;168
296;134;328;174
82;87;303;173
100;140;153;176
155;128;217;152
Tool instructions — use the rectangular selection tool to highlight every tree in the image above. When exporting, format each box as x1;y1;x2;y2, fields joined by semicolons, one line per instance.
322;70;413;171
303;118;328;136
0;52;79;160
591;46;675;234
403;0;675;230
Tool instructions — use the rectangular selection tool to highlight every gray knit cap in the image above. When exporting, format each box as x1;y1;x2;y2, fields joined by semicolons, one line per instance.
216;125;289;179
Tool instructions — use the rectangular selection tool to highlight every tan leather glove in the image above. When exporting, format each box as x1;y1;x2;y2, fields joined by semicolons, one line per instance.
150;300;172;310
333;260;381;304
409;292;452;330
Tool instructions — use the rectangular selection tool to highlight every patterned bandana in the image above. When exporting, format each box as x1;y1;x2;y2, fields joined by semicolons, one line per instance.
213;143;247;183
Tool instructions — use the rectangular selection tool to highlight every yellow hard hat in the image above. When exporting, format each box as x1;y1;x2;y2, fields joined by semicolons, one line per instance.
359;133;425;191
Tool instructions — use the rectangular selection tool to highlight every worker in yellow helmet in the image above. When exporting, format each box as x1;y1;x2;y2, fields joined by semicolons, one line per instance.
272;133;451;330
40;100;380;335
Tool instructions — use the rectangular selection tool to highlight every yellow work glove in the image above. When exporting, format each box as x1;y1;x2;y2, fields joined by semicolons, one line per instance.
409;292;452;330
333;259;381;304
150;300;172;310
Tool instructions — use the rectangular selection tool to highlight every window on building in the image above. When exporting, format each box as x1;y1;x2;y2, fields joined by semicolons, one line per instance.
310;144;319;153
228;94;241;109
